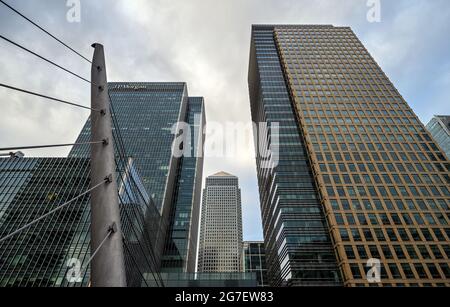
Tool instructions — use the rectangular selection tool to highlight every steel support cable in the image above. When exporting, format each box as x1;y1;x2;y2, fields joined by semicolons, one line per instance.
110;102;154;206
109;97;165;286
31;158;91;286
0;34;96;85
110;105;152;208
122;226;156;286
65;224;117;284
0;140;107;152
109;136;160;279
116;171;166;288
110;113;165;287
57;102;163;286
118;193;164;287
121;186;166;288
0;177;109;244
120;214;156;288
82;225;115;271
113;167;161;285
0;0;92;63
110;112;164;230
0;83;101;112
122;234;151;287
114;160;165;287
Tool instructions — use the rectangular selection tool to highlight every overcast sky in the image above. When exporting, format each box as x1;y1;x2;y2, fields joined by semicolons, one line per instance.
1;0;449;241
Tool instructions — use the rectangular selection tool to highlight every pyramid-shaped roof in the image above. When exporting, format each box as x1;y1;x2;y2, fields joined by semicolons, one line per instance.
212;171;235;177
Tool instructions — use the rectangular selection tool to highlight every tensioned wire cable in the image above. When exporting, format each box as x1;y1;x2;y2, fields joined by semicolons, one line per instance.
82;225;115;270
0;34;96;85
119;202;158;287
114;161;165;287
118;193;165;287
0;0;92;63
2;162;91;284
109;100;166;287
31;158;92;287
81;105;164;286
122;235;151;287
64;224;119;286
0;0;163;286
57;107;166;287
112;130;165;287
0;176;109;244
0;83;100;112
0;140;106;152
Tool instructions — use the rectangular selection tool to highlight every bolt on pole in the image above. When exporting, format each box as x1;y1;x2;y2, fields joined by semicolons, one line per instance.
89;43;126;287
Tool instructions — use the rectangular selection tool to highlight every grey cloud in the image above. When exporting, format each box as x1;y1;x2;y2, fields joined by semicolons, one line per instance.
1;0;449;240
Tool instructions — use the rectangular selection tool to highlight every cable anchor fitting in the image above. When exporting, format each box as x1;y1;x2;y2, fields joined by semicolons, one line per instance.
104;174;113;184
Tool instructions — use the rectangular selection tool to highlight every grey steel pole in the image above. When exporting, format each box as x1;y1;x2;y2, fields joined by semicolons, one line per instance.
90;43;126;287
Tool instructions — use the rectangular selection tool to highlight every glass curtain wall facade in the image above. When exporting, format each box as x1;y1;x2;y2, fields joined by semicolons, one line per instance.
249;24;450;287
161;97;206;273
0;82;205;287
243;241;268;287
70;82;188;213
249;25;342;287
70;82;205;273
0;157;162;287
426;116;450;160
0;158;91;287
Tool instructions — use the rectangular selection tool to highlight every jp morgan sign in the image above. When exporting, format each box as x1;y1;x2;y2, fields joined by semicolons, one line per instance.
110;84;149;91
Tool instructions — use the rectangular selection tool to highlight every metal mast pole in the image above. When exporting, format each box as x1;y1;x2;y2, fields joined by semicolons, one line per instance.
90;43;126;287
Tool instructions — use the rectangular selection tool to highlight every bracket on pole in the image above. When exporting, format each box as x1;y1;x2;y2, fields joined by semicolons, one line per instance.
109;222;118;234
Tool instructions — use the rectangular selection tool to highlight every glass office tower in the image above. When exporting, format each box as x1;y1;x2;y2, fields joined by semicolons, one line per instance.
249;25;342;286
426;116;450;160
161;97;205;272
70;82;188;213
249;25;450;287
243;241;268;287
70;82;205;273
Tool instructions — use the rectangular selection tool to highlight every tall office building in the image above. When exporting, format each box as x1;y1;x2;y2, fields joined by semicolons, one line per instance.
71;83;189;213
249;25;450;287
71;82;205;273
249;25;342;287
198;172;243;273
243;241;268;287
426;116;450;160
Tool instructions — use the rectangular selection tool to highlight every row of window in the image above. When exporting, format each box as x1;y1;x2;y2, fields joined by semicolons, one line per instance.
329;199;448;212
349;261;449;281
338;227;449;244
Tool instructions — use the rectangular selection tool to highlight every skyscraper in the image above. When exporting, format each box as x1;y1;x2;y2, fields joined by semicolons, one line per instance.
426;116;450;159
198;172;243;273
249;25;342;287
71;82;205;273
249;25;450;287
243;241;268;287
